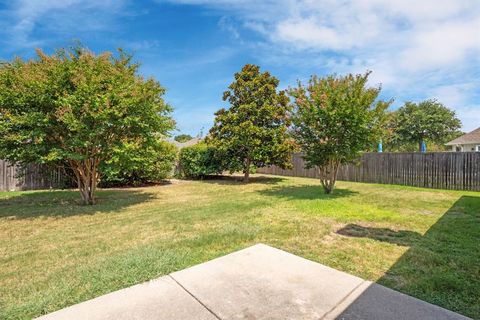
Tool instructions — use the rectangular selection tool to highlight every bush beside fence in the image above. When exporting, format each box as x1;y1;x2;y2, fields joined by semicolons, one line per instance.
257;152;480;191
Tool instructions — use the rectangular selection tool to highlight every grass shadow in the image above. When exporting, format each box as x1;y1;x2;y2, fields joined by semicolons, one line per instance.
336;195;480;318
337;224;422;247
193;174;285;186
258;184;358;200
0;189;156;219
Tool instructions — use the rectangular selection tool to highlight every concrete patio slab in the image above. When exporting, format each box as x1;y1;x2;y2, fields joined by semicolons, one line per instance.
36;276;217;320
36;243;471;320
324;280;469;320
171;243;365;319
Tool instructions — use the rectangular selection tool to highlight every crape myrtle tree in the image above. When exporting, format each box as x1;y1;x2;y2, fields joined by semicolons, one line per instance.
289;72;390;194
391;100;462;152
0;46;174;204
208;64;295;183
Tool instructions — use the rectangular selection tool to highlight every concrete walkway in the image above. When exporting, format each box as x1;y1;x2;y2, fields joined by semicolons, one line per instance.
37;244;470;320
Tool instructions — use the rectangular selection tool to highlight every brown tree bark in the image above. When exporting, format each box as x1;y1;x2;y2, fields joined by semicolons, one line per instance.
243;158;251;183
69;158;100;205
318;159;340;194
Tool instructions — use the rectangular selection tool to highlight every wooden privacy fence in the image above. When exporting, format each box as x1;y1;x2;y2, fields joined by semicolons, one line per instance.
257;152;480;191
0;160;70;191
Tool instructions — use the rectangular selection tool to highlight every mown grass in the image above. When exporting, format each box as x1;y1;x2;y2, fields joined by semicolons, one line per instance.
0;175;479;319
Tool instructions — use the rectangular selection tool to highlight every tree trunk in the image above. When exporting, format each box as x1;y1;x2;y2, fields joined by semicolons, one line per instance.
70;158;100;205
243;158;251;183
318;160;340;194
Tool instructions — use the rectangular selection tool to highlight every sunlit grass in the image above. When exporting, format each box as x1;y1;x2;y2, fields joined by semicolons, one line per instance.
1;175;478;319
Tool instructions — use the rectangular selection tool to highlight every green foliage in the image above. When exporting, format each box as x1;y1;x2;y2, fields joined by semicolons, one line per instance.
0;46;175;204
289;72;390;193
178;143;224;178
208;64;295;182
174;134;193;143
388;100;462;151
2;177;479;319
100;140;177;187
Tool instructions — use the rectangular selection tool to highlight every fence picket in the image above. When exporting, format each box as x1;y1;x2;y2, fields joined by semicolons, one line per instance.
0;160;70;191
257;152;480;191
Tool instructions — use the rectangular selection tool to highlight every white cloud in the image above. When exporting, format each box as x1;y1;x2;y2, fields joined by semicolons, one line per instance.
258;0;480;71
1;0;126;48
2;0;479;131
429;84;480;131
276;18;352;50
165;0;480;130
218;16;240;39
454;105;480;132
398;18;480;71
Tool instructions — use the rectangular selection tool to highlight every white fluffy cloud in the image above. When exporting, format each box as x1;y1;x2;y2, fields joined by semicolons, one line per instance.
166;0;480;131
1;0;125;48
2;0;479;131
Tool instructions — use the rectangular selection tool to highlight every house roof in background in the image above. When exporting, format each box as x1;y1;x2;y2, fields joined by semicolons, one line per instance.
446;127;480;145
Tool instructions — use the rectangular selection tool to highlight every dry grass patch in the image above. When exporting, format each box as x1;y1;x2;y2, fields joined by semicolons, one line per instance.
1;175;479;319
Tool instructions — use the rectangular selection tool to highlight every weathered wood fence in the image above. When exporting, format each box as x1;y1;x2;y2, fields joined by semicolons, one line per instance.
3;153;480;191
0;160;70;191
257;152;480;191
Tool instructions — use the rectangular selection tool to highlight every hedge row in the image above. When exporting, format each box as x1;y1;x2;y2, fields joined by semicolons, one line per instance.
177;143;225;178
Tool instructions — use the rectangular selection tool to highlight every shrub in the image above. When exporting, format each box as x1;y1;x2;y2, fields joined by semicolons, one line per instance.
178;143;224;178
100;140;177;187
0;46;174;204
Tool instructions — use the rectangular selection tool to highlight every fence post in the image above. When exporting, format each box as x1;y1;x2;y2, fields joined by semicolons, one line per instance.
258;152;480;191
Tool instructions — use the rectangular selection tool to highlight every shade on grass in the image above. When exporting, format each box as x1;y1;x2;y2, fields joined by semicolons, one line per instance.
0;175;479;319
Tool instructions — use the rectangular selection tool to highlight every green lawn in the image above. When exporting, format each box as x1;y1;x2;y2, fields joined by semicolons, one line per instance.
1;175;479;319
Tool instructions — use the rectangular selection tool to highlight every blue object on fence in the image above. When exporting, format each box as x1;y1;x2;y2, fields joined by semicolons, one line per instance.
421;141;427;153
378;140;383;153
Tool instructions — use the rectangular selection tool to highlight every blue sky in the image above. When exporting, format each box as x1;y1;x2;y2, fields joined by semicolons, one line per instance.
0;0;479;136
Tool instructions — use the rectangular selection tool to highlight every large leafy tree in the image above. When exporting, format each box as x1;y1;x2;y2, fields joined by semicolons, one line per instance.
0;47;174;204
390;100;462;151
289;72;390;194
208;64;294;182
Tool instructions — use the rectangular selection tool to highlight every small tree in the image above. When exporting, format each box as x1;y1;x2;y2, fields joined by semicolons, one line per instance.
391;100;462;151
289;72;390;194
0;47;174;204
174;134;193;143
208;64;294;182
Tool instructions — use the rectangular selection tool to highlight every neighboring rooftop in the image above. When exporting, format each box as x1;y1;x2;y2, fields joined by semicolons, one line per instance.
446;127;480;145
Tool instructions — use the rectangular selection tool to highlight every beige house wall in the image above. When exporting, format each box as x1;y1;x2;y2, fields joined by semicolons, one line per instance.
450;143;480;152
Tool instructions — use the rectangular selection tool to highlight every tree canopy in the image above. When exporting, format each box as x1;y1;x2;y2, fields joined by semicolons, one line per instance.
174;134;193;143
0;46;174;204
289;72;390;194
388;100;462;151
208;64;294;182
